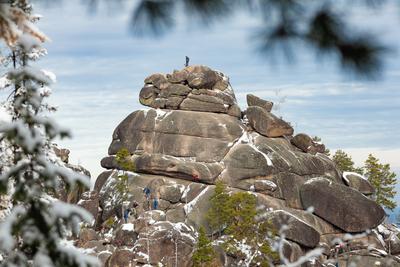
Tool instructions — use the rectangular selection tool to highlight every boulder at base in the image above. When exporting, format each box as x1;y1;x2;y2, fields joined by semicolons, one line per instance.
132;221;196;266
265;210;320;248
300;177;385;232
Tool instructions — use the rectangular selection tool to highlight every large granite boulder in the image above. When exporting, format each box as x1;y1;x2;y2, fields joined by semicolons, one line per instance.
107;109;244;162
338;252;400;267
78;228;98;246
246;106;294;137
274;172;306;209
159;184;185;203
106;248;135;267
132;221;196;266
343;172;375;196
77;191;99;219
265;210;320;247
220;133;341;185
291;133;326;154
112;223;137;246
300;177;385;232
246;94;273;111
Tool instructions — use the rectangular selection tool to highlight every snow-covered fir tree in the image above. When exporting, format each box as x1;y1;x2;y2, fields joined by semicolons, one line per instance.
0;1;99;266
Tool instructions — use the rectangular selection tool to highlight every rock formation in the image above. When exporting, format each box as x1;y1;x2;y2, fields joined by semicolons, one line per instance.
79;66;400;267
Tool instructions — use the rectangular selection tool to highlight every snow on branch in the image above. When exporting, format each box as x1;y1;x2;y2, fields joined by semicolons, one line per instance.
36;156;91;188
0;4;48;47
9;66;53;85
0;205;25;252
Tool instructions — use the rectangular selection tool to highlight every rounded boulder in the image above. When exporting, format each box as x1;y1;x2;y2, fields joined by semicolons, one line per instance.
300;177;385;232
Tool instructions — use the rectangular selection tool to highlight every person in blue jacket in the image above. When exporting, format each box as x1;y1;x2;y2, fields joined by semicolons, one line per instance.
143;187;151;199
153;196;159;210
123;208;131;223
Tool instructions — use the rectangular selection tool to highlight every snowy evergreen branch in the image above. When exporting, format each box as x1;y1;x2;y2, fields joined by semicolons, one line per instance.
0;1;99;266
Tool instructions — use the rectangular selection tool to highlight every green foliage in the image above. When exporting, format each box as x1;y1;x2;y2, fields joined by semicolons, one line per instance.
206;181;277;266
206;180;231;236
115;148;135;201
224;192;277;266
115;174;128;195
192;227;216;267
332;149;364;174
364;154;397;210
224;192;257;240
105;217;116;228
115;147;135;171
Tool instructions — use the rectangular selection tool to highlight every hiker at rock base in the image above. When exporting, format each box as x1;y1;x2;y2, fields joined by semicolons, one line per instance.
143;187;150;200
153;192;159;210
131;201;138;219
143;187;151;210
123;208;131;223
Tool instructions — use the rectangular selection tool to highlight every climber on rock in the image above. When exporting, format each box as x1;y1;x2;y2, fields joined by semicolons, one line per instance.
153;192;159;210
131;201;139;219
123;208;131;223
143;187;151;200
143;187;151;210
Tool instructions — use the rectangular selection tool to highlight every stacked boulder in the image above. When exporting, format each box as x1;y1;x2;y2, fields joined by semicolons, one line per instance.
139;65;241;117
80;66;400;266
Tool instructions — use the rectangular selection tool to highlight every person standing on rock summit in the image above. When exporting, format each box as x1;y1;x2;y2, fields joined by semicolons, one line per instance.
185;56;190;67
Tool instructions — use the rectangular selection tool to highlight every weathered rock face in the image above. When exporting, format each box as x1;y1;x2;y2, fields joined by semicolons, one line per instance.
343;172;375;196
300;177;385;232
247;93;273;112
79;228;98;245
52;146;70;163
139;65;241;117
291;133;326;154
107;108;244;162
265;210;320;248
112;223;137;246
106;249;135;267
77;191;99;219
132;221;196;266
102;108;341;188
77;66;399;267
246;106;294;137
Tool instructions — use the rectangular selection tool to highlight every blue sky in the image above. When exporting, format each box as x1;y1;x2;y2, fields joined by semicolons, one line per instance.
32;1;399;208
